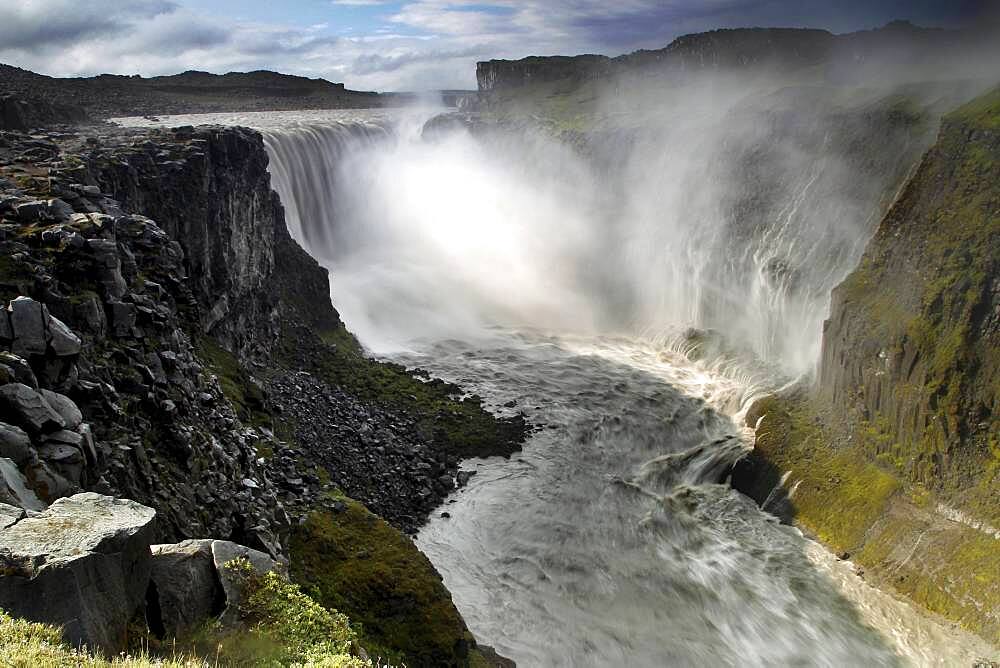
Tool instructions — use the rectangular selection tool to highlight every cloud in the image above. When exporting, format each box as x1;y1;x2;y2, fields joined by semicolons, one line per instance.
0;0;177;50
0;0;991;90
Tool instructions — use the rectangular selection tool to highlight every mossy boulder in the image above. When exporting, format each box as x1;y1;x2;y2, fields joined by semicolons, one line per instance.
290;502;476;667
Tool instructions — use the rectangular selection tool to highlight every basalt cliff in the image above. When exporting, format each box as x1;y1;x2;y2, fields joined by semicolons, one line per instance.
732;88;1000;642
0;119;522;665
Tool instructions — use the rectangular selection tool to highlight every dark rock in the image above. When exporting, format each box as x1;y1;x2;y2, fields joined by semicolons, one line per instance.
0;353;37;389
0;422;32;466
149;539;222;637
0;493;157;652
8;296;47;356
39;390;83;429
0;383;65;434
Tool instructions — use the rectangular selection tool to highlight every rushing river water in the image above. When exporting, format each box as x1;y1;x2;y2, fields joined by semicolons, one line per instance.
113;110;998;666
402;332;993;667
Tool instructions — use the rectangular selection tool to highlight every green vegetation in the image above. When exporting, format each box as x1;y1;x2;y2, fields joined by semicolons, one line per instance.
745;396;900;551
948;86;1000;129
204;558;369;667
833;85;1000;523
194;336;270;427
290;503;475;668
741;393;999;641
0;558;381;667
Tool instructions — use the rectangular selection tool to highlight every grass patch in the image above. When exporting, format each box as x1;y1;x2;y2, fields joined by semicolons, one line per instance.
0;558;381;667
290;504;475;668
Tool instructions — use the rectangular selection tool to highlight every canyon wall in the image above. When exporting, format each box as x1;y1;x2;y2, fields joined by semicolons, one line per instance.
733;87;1000;642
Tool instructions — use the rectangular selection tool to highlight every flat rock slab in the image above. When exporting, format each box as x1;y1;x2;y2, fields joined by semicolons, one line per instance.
0;493;156;652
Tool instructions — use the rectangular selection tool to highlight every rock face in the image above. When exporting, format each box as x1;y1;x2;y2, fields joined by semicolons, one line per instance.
88;125;342;361
819;91;1000;501
0;493;156;652
0;94;88;132
732;87;1000;642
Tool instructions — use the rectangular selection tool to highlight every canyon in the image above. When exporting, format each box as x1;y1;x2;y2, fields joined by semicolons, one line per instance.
0;20;998;668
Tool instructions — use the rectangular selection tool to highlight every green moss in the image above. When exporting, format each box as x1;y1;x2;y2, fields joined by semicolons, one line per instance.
290;504;475;668
857;514;1000;643
206;558;368;667
948;85;1000;129
748;396;900;551
194;336;270;428
743;393;999;641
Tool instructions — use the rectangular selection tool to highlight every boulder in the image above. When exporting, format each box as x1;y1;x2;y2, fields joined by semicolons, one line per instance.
211;540;283;625
149;539;222;637
5;297;81;359
0;353;38;388
0;422;32;465
0;383;64;434
0;493;157;652
36;439;85;486
8;297;47;357
0;457;45;510
47;315;82;357
39;390;83;429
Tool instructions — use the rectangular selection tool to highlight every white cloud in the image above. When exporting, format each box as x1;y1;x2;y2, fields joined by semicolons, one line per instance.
0;0;984;90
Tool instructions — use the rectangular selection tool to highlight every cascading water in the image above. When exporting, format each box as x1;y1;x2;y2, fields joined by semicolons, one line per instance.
115;103;994;665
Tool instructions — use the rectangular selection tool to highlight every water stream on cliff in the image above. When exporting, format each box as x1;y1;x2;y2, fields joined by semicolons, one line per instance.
115;109;996;666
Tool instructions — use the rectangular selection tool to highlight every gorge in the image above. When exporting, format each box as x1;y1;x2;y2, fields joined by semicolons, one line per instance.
0;18;998;668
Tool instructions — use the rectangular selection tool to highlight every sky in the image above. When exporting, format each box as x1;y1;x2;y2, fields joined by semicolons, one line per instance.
0;0;993;91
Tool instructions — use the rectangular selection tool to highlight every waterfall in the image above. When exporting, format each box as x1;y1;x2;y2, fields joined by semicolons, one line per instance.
263;121;391;253
259;89;929;373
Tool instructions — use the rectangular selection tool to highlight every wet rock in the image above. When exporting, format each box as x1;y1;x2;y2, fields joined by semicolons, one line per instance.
0;493;157;652
0;383;64;434
149;539;222;636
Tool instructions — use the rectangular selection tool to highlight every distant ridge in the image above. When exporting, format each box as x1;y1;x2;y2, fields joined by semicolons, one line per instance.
477;21;1000;92
0;64;392;122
